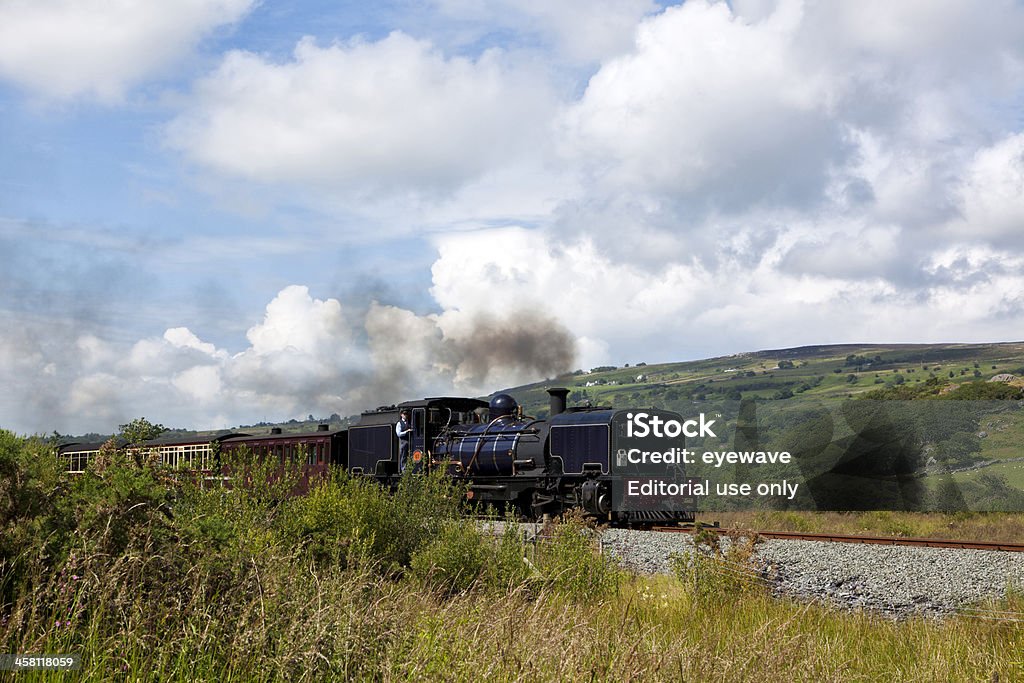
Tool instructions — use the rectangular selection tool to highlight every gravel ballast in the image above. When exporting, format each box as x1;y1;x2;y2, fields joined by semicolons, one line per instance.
600;528;1024;618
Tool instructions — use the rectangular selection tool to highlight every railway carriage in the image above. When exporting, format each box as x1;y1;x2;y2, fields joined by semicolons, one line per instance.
143;432;244;470
58;439;123;473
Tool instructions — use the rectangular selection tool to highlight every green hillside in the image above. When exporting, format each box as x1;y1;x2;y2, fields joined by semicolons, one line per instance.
501;342;1024;511
501;342;1024;417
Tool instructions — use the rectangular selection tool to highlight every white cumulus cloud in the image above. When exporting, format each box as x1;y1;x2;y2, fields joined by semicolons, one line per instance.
166;32;556;198
0;0;255;101
955;132;1024;244
429;226;1024;366
559;0;1024;220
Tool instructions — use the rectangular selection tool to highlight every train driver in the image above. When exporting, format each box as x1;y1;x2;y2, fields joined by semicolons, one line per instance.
396;410;412;471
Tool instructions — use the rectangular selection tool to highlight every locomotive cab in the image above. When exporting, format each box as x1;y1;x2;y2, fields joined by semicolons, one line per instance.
347;397;488;479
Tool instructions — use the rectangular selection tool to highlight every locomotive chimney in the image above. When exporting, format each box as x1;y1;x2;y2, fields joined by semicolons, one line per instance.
270;427;283;434
317;424;330;431
547;388;569;417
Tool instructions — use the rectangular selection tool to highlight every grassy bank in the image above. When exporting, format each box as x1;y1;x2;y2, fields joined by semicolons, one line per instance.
2;431;1022;681
705;509;1024;543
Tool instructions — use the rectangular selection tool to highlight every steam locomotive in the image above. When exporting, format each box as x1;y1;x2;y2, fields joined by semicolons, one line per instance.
58;388;696;524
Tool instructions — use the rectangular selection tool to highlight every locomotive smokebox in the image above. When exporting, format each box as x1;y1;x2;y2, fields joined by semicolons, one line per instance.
547;388;569;417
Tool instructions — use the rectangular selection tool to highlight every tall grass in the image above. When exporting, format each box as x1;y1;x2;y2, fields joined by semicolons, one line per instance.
1;430;1022;681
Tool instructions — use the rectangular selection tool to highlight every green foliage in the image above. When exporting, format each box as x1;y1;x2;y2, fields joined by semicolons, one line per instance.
0;431;64;606
410;520;490;595
57;447;178;557
941;382;1023;400
489;518;533;590
861;376;945;400
930;478;969;512
535;512;619;600
934;431;982;466
962;474;1024;512
278;468;466;572
117;417;168;446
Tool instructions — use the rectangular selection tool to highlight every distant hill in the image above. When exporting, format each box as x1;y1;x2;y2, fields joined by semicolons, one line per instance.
496;341;1024;417
497;342;1024;509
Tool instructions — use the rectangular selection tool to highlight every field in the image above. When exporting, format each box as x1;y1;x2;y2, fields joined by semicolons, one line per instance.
955;461;1024;490
2;432;1022;681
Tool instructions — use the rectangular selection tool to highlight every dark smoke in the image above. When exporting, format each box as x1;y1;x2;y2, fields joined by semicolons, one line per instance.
450;310;577;386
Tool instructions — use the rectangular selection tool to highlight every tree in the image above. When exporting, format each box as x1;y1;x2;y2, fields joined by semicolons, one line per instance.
935;432;981;466
118;418;168;447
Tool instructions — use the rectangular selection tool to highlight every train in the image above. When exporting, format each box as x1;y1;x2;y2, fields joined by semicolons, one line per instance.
57;388;696;525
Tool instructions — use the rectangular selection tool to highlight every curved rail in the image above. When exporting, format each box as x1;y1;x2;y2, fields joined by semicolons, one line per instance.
650;526;1024;553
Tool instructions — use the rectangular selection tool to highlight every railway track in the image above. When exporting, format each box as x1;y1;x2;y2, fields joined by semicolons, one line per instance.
651;525;1024;553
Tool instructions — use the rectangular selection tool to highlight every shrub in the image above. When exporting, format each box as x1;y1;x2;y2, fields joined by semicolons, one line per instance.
534;512;619;600
486;518;533;591
669;529;762;602
410;521;490;595
281;469;467;573
0;431;65;606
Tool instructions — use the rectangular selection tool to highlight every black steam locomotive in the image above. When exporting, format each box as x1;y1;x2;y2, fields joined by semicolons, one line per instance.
58;388;696;524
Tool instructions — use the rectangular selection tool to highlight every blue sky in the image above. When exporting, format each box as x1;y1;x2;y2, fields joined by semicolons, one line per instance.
2;0;1024;434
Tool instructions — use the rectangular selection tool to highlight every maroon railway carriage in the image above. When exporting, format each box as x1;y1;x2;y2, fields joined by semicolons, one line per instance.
218;425;348;491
